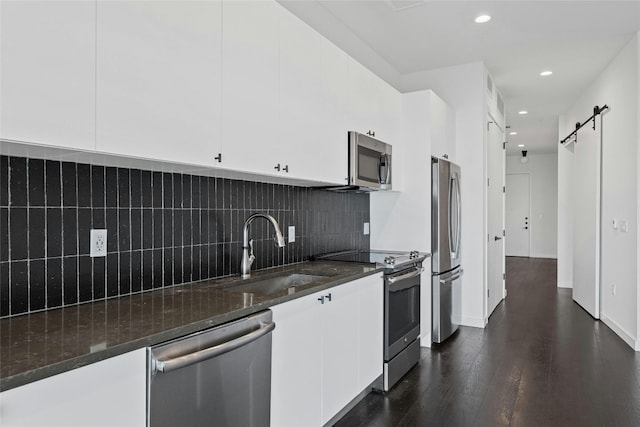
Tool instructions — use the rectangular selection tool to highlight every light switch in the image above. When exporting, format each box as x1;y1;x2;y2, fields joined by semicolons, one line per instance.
288;226;296;243
612;219;618;230
363;222;370;235
620;220;629;233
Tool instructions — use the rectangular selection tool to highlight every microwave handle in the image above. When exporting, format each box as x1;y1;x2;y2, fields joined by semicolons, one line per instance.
379;153;391;184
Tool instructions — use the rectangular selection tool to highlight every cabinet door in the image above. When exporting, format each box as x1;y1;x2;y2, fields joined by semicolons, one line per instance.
0;0;95;150
313;39;350;185
0;348;146;427
270;292;323;427
278;8;322;180
321;280;359;424
221;0;280;175
357;274;384;390
347;59;381;138
278;9;349;185
96;0;221;166
430;92;456;161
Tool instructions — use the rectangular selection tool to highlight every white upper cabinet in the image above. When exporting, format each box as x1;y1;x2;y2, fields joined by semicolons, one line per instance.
347;59;381;138
221;0;280;175
347;58;400;145
2;0;399;186
429;93;456;162
278;9;349;185
96;0;222;166
0;1;96;150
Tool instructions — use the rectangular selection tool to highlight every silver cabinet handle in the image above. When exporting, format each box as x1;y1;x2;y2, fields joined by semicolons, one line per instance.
152;321;275;374
494;236;502;241
439;269;464;284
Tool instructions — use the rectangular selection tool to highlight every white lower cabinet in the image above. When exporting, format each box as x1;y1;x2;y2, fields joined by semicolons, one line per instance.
0;348;146;427
357;274;384;390
270;288;324;427
270;274;383;426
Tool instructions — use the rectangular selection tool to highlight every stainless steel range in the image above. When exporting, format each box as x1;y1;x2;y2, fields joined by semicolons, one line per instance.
315;250;426;391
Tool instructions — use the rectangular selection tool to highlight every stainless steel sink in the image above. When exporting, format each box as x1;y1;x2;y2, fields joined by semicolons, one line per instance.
225;273;329;296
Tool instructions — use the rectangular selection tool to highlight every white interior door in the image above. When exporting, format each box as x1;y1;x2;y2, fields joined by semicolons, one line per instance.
571;123;601;319
487;120;505;317
506;174;531;257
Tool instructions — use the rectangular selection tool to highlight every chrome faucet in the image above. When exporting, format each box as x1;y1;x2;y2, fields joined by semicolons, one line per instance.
240;213;286;278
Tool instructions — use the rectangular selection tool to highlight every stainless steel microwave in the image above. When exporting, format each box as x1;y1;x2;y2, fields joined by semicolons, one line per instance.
348;131;392;190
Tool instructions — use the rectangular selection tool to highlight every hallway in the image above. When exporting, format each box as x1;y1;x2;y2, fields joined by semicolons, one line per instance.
336;257;640;426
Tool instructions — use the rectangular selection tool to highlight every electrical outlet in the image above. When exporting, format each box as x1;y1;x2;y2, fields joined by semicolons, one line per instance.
612;284;616;296
363;222;370;235
90;229;107;257
288;226;295;243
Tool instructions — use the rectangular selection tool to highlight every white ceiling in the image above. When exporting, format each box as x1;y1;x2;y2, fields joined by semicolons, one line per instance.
278;0;640;154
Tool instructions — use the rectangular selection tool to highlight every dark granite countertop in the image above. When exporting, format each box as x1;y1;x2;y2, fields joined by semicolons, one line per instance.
0;261;380;392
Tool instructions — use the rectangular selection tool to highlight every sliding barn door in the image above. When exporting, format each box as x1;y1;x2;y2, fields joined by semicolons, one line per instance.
571;120;601;319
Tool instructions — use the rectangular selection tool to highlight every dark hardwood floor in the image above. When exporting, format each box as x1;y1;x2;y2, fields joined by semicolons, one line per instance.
335;257;640;426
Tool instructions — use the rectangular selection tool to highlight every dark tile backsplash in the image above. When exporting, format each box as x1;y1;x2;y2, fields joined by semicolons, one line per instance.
0;155;369;318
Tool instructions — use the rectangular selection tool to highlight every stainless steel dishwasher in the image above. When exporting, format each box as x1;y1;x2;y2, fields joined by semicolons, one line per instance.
148;310;275;427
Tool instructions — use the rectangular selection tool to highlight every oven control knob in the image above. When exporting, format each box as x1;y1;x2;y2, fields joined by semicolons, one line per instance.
384;256;396;265
409;251;420;259
404;337;408;342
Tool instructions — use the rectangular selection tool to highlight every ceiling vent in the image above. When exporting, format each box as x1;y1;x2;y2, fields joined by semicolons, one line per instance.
486;74;494;96
497;93;505;116
384;0;426;12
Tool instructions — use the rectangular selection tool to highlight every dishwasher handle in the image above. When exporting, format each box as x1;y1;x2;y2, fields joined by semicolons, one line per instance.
152;321;276;374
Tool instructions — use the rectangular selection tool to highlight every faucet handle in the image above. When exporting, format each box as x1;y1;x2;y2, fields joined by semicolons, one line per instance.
248;239;254;256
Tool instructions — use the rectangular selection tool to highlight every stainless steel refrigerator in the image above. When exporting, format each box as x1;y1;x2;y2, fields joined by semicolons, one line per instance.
431;157;463;343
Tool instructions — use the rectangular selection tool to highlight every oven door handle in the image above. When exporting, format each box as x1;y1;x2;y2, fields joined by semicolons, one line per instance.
388;267;424;292
439;269;464;284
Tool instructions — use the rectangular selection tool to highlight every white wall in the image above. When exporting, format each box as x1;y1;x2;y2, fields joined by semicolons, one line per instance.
506;153;558;259
370;90;433;253
370;90;457;346
559;35;638;349
557;139;573;288
400;62;487;328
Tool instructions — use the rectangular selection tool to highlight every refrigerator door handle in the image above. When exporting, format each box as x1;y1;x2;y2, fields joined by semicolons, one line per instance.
449;173;461;257
438;268;464;284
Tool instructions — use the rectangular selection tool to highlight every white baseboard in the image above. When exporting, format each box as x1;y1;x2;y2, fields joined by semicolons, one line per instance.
459;316;486;328
600;314;638;351
557;281;573;288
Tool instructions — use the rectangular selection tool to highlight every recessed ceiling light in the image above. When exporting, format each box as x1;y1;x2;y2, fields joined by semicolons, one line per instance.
518;144;525;147
475;14;491;24
540;70;553;77
510;132;518;135
518;110;528;115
